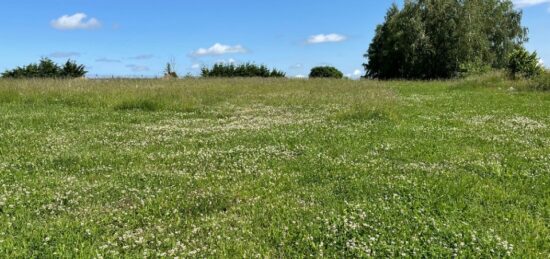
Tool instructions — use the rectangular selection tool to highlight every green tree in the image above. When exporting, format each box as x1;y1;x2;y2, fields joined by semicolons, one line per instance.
201;63;286;78
37;58;61;78
507;47;542;79
61;60;87;78
2;58;87;79
309;66;344;79
364;0;527;79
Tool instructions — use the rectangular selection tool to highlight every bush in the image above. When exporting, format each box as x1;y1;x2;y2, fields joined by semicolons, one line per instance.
531;71;550;91
309;66;343;79
1;58;87;79
507;47;543;79
61;60;87;78
201;63;286;78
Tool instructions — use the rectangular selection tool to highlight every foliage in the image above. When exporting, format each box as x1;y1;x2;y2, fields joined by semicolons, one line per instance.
530;70;550;91
201;63;286;78
61;60;87;78
0;79;548;257
309;66;344;79
1;58;87;78
364;0;527;79
506;47;543;79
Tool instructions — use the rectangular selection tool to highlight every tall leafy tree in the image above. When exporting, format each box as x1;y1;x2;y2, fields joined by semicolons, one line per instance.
364;0;527;79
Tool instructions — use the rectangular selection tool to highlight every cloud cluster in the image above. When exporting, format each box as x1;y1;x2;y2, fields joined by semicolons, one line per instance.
96;58;121;63
126;64;150;72
307;34;347;44
51;13;101;30
49;52;81;58
128;54;154;60
191;43;247;57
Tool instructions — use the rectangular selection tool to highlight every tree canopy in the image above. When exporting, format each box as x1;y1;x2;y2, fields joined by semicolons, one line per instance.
364;0;528;79
201;63;286;78
1;58;87;79
309;66;344;79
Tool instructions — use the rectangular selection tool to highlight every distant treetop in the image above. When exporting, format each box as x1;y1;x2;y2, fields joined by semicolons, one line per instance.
201;63;286;78
309;66;344;79
2;58;87;79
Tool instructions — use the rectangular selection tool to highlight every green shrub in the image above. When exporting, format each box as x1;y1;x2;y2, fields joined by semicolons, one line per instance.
61;60;87;78
1;58;87;79
458;60;491;77
507;47;543;79
201;63;286;78
531;71;550;91
309;66;343;79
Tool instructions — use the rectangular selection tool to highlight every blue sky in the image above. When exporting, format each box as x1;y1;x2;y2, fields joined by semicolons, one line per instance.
1;0;549;78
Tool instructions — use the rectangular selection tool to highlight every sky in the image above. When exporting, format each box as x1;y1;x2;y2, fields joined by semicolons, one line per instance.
0;0;549;78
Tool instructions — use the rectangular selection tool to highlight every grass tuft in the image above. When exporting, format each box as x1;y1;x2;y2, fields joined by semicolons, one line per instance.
114;99;162;112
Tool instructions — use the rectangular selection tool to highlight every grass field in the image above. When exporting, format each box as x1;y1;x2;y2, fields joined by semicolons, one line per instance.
0;78;549;257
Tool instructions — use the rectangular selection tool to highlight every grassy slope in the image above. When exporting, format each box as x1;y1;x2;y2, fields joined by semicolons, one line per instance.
0;79;548;257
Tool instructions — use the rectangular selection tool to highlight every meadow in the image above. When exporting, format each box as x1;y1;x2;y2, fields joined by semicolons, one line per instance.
0;77;548;257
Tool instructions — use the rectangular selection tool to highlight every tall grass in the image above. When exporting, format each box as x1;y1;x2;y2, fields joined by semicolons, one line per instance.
0;77;548;257
0;78;396;111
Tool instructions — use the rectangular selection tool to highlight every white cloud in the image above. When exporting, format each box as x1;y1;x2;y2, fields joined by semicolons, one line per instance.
294;74;306;79
307;34;347;44
49;51;80;58
513;0;550;7
215;58;237;64
128;54;154;60
345;69;364;79
126;64;150;72
96;58;121;63
51;13;101;30
191;63;201;69
191;43;247;56
539;58;545;66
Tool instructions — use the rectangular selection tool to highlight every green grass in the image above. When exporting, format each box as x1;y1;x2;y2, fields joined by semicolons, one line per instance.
0;78;548;257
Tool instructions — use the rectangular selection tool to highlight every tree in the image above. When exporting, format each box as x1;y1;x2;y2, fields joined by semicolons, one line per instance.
61;60;87;78
309;66;344;79
37;58;61;78
2;58;87;78
201;63;286;78
507;47;542;79
364;0;527;79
